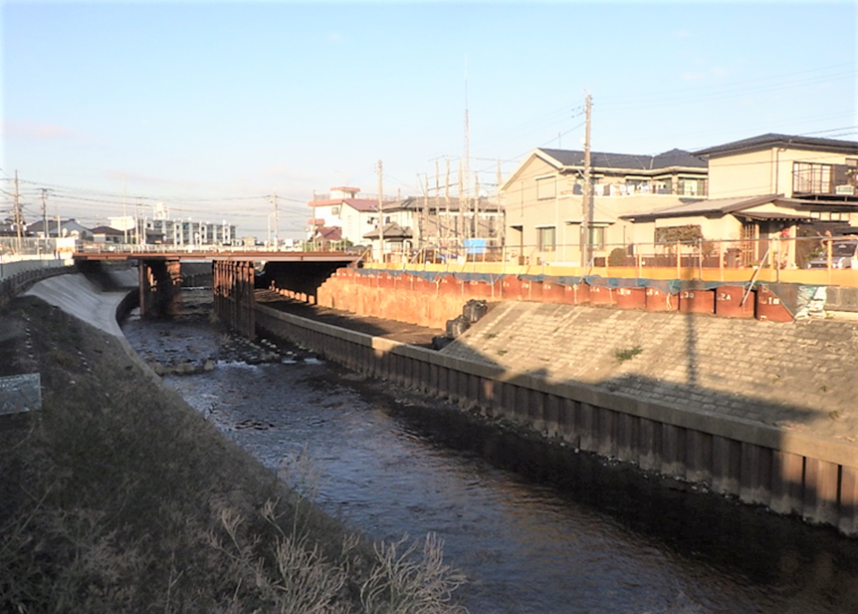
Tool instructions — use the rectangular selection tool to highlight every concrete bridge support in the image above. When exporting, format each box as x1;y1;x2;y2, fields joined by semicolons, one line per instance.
138;259;183;318
213;260;256;339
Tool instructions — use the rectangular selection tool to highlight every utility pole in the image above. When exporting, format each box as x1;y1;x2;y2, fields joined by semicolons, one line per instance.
271;191;279;249
473;172;480;239
581;92;593;268
497;160;504;244
434;159;440;246
122;177;128;244
444;158;451;242
458;160;464;241
40;188;48;241
13;171;23;253
463;73;470;245
423;174;429;250
377;160;384;262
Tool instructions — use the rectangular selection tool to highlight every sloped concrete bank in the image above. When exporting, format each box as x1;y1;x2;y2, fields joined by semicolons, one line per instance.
256;301;858;537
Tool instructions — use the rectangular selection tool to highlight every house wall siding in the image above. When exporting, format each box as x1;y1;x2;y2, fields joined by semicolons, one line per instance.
503;153;708;265
708;147;854;199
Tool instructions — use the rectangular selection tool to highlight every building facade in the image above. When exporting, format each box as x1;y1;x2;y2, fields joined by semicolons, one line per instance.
501;147;708;266
621;134;858;267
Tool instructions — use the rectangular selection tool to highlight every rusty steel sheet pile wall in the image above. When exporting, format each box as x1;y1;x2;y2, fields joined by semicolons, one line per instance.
315;269;476;330
307;268;810;326
213;261;256;339
256;303;858;536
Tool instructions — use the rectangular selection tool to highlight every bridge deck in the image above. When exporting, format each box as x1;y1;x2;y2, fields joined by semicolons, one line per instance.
72;250;361;263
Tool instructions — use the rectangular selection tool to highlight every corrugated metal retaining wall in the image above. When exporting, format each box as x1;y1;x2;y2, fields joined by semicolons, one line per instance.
256;304;858;536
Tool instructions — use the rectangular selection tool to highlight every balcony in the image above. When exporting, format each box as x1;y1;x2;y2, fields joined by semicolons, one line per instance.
793;161;858;200
571;178;708;198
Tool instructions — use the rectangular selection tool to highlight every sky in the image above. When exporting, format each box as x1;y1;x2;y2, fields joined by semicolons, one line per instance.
2;0;857;240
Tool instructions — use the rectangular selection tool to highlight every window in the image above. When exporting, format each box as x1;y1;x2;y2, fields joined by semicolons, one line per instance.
331;206;340;215
588;226;605;250
537;226;556;251
655;224;702;244
793;162;833;195
536;176;556;200
677;177;707;196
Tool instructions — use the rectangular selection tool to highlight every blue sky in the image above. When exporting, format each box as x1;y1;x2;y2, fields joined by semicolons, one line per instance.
2;0;857;239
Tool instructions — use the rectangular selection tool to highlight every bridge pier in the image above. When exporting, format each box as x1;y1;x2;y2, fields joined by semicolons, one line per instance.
213;260;256;339
138;259;183;318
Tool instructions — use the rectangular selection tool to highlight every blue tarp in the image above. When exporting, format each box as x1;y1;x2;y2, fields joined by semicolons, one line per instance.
464;238;487;255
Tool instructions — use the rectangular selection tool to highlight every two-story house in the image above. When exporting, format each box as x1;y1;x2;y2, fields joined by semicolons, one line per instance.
307;187;398;248
501;147;708;265
620;133;858;267
309;186;504;260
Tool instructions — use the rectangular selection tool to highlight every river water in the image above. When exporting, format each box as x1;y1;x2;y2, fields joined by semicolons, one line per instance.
122;294;858;613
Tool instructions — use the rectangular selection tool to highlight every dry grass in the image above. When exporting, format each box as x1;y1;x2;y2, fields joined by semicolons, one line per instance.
0;295;468;613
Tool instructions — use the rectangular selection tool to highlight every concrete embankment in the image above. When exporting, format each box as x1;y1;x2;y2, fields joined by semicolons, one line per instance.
262;272;858;536
23;269;139;337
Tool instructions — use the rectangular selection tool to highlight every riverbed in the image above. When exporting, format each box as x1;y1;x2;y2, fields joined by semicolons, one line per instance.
122;294;858;613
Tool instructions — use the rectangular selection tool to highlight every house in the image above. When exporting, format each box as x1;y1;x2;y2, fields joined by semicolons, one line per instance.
309;225;344;250
90;225;125;245
27;219;93;241
500;147;708;265
363;221;413;260
307;187;397;248
620;133;858;267
391;196;504;247
0;222;20;237
308;187;504;260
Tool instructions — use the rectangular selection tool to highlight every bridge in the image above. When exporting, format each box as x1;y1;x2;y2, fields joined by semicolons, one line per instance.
72;249;361;338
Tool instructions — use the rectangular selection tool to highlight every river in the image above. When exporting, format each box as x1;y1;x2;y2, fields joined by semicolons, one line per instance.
122;292;858;613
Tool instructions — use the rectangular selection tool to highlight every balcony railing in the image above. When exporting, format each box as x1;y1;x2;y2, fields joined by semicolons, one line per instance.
793;161;858;198
570;178;708;198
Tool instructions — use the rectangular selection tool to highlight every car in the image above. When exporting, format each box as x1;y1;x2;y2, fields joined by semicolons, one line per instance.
806;238;858;269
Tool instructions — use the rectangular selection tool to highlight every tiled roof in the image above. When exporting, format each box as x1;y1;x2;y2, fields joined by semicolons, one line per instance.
90;226;123;235
694;133;858;157
539;147;707;171
314;226;342;241
363;222;412;240
619;194;781;221
309;198;397;212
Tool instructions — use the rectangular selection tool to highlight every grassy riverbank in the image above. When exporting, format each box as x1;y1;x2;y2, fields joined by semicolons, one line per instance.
0;294;466;613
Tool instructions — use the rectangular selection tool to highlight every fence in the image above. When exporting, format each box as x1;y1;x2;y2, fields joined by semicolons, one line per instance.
0;260;73;308
358;236;858;288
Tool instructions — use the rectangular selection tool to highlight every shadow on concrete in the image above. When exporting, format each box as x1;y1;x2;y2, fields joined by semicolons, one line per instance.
255;290;441;349
258;261;345;301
